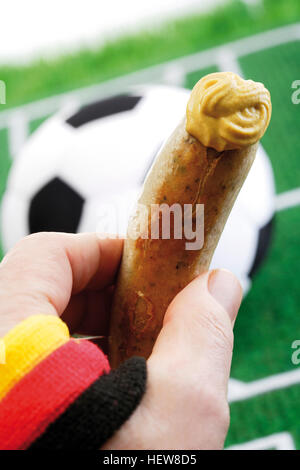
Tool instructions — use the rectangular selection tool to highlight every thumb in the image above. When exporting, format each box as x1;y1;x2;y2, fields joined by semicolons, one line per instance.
150;269;242;400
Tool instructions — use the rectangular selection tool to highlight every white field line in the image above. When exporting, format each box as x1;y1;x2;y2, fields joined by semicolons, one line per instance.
227;432;296;450
7;110;29;157
0;22;299;129
275;188;300;211
215;47;244;76
228;368;300;403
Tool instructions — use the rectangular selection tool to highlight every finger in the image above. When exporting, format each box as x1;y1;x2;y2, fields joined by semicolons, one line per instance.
0;232;123;336
151;269;242;396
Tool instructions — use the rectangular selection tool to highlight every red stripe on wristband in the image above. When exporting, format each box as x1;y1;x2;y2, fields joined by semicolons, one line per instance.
0;339;110;450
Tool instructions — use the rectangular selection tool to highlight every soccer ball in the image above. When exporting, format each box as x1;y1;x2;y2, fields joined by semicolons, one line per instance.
1;85;275;292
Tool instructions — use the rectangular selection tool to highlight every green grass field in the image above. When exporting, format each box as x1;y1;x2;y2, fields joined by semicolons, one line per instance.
0;0;299;450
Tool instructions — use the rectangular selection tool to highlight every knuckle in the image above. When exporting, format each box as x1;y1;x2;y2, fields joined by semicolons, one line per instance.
1;233;65;270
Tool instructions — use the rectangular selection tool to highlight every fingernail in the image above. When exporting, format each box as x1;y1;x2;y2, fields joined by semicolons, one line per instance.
208;269;243;323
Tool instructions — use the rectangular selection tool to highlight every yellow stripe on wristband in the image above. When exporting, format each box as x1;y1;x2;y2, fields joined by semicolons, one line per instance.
0;339;5;364
0;315;69;400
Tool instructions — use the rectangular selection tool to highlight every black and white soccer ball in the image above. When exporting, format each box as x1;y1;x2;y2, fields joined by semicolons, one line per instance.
1;85;275;293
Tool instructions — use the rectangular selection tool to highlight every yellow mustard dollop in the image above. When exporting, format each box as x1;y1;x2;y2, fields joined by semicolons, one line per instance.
186;72;271;151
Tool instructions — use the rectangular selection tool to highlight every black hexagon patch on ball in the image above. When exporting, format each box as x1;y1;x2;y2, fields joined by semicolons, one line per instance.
29;177;84;234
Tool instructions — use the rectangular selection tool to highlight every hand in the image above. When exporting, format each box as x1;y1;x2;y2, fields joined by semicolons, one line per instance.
0;232;242;449
0;232;123;341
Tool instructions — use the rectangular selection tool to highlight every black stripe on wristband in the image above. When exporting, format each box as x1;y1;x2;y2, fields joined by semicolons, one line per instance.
30;356;147;450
